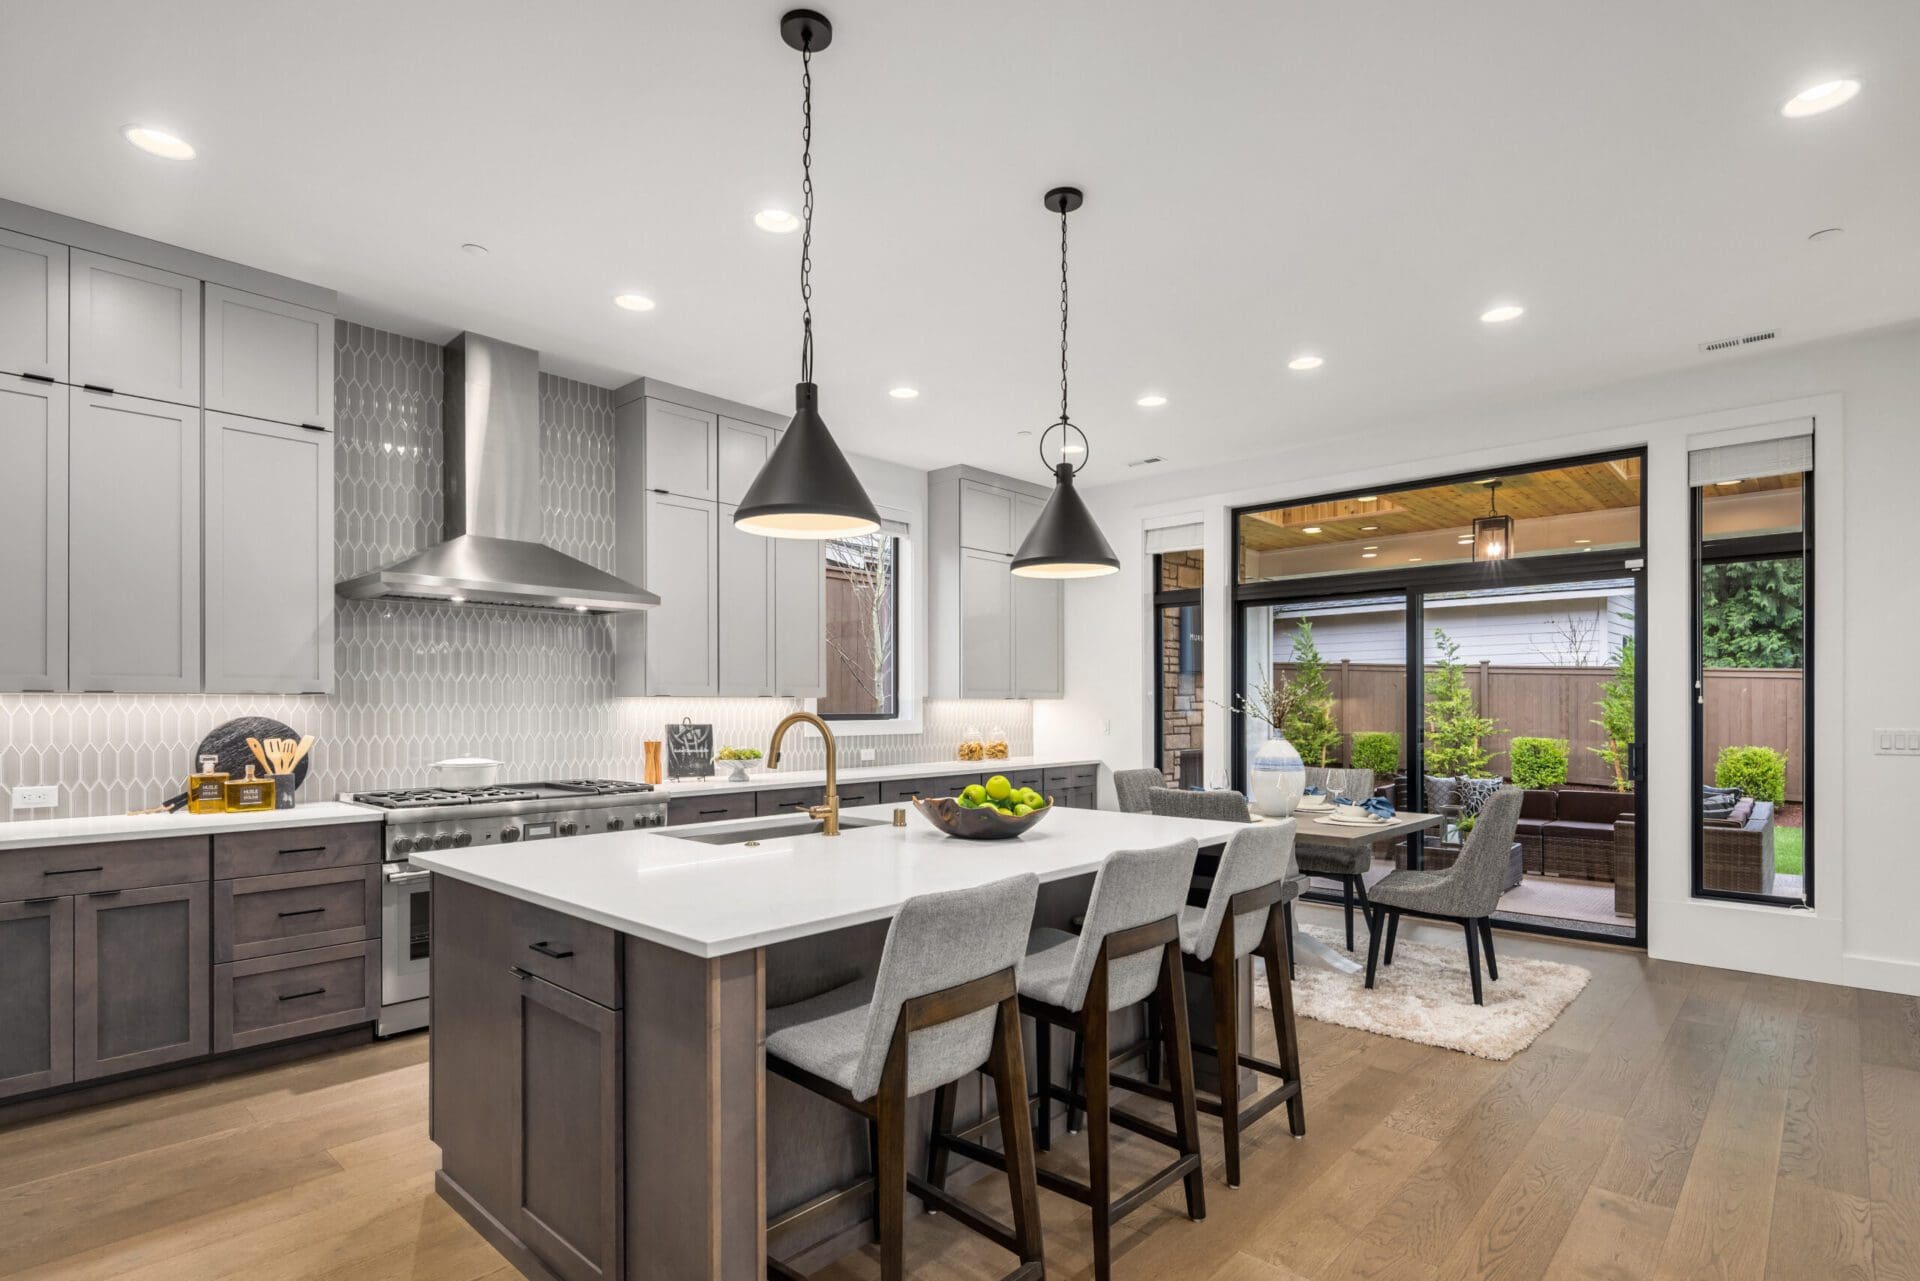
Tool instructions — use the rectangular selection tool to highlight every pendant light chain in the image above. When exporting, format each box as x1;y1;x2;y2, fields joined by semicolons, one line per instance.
1058;201;1070;433
799;36;816;383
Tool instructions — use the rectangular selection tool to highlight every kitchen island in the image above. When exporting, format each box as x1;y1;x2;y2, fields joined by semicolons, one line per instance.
413;801;1256;1281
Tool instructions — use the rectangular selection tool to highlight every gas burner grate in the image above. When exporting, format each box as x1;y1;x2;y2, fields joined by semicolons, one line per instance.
545;779;654;795
356;786;541;809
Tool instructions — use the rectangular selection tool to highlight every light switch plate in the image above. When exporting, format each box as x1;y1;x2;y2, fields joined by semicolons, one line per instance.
11;784;58;810
1873;729;1920;756
860;748;876;763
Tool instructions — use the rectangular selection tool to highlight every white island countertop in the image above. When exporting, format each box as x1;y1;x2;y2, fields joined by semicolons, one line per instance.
0;800;383;850
411;802;1249;957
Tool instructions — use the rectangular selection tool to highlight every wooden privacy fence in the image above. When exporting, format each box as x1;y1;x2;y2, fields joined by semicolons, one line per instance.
1276;661;1804;800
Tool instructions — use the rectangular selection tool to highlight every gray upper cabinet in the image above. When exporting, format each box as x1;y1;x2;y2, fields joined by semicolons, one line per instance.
0;896;74;1100
717;503;773;696
0;227;68;381
0;375;67;691
717;417;775;505
68;390;201;693
73;881;211;1081
929;466;1064;699
202;285;335;430
203;412;335;693
959;479;1016;554
643;399;717;500
68;250;201;406
640;491;719;695
773;538;825;697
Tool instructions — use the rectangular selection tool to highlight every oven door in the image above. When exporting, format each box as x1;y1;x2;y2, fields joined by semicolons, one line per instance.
382;861;433;1015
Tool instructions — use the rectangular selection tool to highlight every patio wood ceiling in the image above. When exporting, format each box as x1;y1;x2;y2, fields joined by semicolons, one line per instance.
1240;458;1646;551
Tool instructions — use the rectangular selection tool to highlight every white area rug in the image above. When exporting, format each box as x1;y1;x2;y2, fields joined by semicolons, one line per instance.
1259;924;1591;1061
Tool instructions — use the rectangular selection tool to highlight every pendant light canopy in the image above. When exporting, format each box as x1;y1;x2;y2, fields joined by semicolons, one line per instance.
1472;480;1514;561
1011;187;1120;579
735;9;881;540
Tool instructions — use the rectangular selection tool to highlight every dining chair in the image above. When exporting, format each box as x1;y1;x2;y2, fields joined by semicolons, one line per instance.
1113;768;1163;814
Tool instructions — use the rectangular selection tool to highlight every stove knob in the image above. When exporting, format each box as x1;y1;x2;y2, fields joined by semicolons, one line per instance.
391;836;415;856
452;831;472;848
606;817;626;832
500;826;521;843
559;821;579;837
432;832;454;850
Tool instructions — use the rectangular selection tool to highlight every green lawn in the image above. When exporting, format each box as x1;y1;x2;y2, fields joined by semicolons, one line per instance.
1775;825;1804;876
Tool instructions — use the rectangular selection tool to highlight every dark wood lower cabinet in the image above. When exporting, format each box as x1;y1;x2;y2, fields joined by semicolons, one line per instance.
510;971;624;1281
667;791;757;826
73;882;210;1080
213;939;380;1053
0;896;74;1099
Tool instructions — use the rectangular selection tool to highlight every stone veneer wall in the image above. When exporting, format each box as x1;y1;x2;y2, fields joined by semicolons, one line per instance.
1156;550;1205;785
0;323;1030;819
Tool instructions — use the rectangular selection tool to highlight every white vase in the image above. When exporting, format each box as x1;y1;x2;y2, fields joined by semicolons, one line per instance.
1249;732;1305;817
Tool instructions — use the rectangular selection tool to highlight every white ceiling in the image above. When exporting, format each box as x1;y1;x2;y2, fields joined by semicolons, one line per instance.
3;1;1916;485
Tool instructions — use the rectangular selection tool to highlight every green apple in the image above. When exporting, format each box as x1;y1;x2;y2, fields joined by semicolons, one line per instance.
984;775;1013;802
961;783;988;805
1018;788;1043;808
1012;802;1033;817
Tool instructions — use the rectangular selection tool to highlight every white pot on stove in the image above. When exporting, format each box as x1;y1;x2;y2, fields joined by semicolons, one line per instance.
428;757;503;788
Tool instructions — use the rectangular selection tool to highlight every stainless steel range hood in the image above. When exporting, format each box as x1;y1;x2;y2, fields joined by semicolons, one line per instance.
337;332;658;613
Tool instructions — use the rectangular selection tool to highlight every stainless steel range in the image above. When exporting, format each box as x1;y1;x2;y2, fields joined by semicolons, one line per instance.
352;779;667;1035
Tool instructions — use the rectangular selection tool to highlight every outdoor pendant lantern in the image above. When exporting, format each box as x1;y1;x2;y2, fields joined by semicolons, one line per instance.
734;10;881;539
1472;480;1515;561
1011;187;1121;579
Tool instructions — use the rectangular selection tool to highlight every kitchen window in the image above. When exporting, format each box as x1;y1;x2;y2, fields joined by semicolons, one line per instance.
821;530;902;719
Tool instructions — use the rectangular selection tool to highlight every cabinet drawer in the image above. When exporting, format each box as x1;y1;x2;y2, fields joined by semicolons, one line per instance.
1043;766;1096;793
212;822;381;879
0;836;207;902
836;783;879;809
667;791;756;827
755;785;824;818
214;864;380;962
213;939;379;1052
1004;769;1046;794
880;773;981;804
509;899;622;1009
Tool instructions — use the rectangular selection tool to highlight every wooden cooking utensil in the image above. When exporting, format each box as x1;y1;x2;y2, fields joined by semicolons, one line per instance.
247;737;273;775
287;735;316;772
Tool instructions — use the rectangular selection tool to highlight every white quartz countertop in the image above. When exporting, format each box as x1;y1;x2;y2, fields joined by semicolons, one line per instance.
411;802;1247;957
0;800;383;850
643;755;1100;798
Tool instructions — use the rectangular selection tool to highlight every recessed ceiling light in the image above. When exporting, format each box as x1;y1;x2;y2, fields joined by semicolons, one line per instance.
613;293;656;311
1355;495;1377;502
1409;557;1423;562
1782;79;1860;118
1573;538;1592;545
461;243;490;257
888;386;919;399
1457;535;1474;544
1480;303;1525;324
1716;480;1741;487
1360;552;1378;559
1363;545;1379;551
1361;525;1380;531
754;208;800;233
121;125;195;160
1287;354;1324;372
1136;394;1168;407
1302;526;1322;534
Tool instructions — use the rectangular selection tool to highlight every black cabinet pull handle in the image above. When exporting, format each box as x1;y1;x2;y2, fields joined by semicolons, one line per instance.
82;383;114;395
278;987;326;1001
278;846;326;856
508;965;533;980
20;372;54;384
300;422;326;432
23;897;58;906
528;941;574;959
44;866;103;876
278;906;326;918
88;889;121;898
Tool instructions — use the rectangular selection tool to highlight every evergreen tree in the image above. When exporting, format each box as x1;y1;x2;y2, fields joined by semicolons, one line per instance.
1282;619;1342;766
1701;560;1803;668
1424;628;1495;778
1591;636;1636;791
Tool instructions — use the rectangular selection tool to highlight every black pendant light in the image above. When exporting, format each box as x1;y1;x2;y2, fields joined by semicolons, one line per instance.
1011;187;1120;579
735;9;881;540
1472;480;1514;561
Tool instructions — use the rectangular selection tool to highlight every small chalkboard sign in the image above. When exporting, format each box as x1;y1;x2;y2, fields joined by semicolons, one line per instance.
667;719;715;779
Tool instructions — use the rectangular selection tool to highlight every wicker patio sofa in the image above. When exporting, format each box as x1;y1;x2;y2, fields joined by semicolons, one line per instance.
1540;788;1635;880
1612;799;1777;915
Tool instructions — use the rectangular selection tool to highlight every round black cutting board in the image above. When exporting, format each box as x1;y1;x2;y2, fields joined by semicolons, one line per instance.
161;716;312;811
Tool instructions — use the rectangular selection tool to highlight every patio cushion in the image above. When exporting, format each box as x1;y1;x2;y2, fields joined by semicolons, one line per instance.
1515;816;1551;839
1702;785;1741;818
1726;798;1756;826
1455;777;1502;818
1520;789;1558;821
1542;819;1614;842
1555;789;1634;825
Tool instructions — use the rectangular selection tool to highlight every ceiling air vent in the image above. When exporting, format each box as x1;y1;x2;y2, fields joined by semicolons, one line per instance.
1127;456;1164;467
1699;330;1778;354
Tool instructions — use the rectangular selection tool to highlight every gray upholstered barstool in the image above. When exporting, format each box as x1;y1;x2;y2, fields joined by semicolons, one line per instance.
765;874;1045;1281
1111;821;1306;1186
1294;766;1378;951
927;840;1206;1281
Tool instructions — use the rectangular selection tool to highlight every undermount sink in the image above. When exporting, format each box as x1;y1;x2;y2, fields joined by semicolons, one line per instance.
669;815;888;846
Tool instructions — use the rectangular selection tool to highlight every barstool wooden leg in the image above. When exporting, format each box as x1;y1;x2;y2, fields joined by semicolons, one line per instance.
1208;944;1244;1186
1259;909;1306;1138
988;995;1045;1270
877;1049;908;1280
925;1084;956;1193
1282;901;1297;971
1083;977;1115;1281
1065;1032;1085;1134
1031;1018;1052;1152
1157;945;1207;1221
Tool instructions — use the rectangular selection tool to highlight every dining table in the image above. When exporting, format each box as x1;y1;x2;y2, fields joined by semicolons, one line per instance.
1263;803;1449;974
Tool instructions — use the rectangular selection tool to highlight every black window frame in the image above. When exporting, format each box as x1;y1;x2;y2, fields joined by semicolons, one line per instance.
1152;551;1206;786
1689;471;1814;908
820;531;904;722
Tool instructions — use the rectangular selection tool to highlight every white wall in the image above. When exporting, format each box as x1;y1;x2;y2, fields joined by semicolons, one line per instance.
1035;321;1920;996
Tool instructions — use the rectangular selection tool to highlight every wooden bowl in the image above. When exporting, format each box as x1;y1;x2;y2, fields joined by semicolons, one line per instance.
912;795;1053;840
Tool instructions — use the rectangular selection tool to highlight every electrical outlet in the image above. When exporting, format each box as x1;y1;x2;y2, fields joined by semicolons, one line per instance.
1875;729;1920;755
11;784;58;811
860;748;876;763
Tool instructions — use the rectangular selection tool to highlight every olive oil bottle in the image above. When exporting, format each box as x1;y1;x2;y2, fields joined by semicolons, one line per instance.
225;765;275;813
187;756;229;814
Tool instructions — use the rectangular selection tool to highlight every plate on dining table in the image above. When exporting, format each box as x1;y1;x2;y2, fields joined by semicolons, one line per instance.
1317;810;1392;826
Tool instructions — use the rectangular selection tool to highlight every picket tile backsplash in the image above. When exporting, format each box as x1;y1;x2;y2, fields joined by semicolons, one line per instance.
0;322;1029;819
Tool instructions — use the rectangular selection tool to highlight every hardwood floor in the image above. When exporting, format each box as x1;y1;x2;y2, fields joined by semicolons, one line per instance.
1;905;1915;1281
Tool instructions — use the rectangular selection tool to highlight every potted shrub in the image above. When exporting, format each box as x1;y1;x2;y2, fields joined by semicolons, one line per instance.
1715;745;1787;804
1510;736;1569;791
1350;731;1400;778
